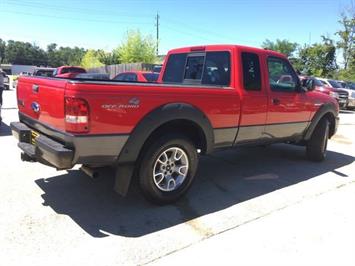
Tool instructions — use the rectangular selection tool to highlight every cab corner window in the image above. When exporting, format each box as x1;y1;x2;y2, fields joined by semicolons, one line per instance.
241;52;261;91
267;57;297;92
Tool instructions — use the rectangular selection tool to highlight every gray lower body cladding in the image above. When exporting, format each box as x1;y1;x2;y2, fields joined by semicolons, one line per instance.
11;114;129;169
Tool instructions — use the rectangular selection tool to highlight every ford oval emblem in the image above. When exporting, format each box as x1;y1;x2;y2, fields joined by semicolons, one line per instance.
31;102;40;113
129;97;140;106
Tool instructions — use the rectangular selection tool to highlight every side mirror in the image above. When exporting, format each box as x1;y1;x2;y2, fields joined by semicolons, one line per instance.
296;79;307;93
306;81;315;91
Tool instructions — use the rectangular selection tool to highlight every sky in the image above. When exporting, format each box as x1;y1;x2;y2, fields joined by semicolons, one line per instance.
0;0;352;55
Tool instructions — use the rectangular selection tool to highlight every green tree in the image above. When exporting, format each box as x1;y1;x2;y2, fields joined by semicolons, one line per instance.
98;50;120;65
56;46;86;66
0;38;6;63
4;40;47;65
296;37;337;77
116;30;156;63
261;39;298;57
47;43;60;67
335;9;355;70
80;49;104;68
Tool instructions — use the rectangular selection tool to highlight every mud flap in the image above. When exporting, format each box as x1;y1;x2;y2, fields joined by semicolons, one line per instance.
113;163;135;196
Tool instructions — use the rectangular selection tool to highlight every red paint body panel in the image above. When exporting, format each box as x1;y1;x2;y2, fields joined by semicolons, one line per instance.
16;44;337;139
65;83;241;134
234;47;268;127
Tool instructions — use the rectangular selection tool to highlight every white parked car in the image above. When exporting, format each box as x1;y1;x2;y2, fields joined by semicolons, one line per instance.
316;78;349;108
338;81;355;109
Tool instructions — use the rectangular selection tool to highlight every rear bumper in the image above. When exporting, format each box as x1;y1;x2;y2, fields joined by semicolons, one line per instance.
11;122;74;169
11;116;129;169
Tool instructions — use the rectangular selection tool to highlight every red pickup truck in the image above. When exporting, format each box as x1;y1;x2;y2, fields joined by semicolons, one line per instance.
53;66;86;78
11;45;339;204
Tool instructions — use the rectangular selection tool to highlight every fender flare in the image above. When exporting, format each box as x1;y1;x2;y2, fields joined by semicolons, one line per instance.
304;103;338;141
118;103;214;164
113;103;214;196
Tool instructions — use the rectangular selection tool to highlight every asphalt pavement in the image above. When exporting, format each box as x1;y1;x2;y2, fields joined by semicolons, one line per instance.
0;88;354;266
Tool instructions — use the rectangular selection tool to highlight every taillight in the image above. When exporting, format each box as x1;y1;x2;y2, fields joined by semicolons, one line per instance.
65;97;90;133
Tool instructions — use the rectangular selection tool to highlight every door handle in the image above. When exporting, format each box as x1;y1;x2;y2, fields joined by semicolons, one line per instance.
32;84;39;93
272;98;280;105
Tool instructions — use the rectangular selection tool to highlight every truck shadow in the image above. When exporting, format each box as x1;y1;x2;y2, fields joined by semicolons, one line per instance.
35;144;354;238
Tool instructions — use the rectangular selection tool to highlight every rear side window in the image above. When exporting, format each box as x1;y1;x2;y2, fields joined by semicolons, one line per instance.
241;52;261;91
162;51;230;86
163;53;187;83
202;52;230;86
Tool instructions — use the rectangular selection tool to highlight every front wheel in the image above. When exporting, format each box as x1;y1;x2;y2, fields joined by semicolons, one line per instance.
306;118;329;162
138;135;198;204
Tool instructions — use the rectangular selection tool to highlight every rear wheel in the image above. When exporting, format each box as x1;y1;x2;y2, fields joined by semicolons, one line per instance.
138;134;198;204
306;118;329;162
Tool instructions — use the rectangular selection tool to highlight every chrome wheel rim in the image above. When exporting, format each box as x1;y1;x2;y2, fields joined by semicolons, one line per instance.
153;147;189;192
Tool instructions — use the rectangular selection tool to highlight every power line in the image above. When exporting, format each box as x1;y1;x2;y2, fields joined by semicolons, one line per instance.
162;24;218;43
0;10;152;25
3;0;154;18
163;18;255;44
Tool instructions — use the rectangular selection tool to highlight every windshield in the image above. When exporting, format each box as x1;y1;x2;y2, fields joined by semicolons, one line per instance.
347;82;355;90
35;70;54;77
61;67;86;74
328;80;342;88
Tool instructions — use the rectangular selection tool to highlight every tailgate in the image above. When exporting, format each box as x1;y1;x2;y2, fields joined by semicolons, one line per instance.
17;76;68;131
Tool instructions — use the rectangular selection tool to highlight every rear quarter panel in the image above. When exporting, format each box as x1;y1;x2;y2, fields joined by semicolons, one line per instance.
65;82;241;135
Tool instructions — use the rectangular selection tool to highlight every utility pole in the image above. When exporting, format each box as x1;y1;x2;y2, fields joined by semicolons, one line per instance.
155;12;160;56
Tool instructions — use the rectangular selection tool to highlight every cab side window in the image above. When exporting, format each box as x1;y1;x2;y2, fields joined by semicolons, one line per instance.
241;52;261;91
202;51;230;86
267;57;298;92
162;51;230;86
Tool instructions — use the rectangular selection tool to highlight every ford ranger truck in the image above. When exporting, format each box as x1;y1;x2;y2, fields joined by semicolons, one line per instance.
11;45;339;204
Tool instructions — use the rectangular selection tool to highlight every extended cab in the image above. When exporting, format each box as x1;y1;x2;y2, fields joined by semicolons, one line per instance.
11;45;339;204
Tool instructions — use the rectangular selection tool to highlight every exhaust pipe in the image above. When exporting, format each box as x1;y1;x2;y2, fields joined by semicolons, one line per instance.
80;165;99;179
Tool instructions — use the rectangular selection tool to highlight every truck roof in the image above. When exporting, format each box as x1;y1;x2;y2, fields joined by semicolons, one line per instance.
168;44;286;58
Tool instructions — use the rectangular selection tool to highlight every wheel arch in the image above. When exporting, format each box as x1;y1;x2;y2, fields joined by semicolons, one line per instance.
118;103;214;164
304;103;338;141
113;103;214;196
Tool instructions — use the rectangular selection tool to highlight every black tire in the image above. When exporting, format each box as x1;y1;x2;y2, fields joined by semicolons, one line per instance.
306;118;330;162
138;134;198;204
